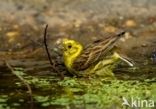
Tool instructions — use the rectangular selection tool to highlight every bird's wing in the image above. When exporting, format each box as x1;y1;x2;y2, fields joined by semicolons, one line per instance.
72;31;126;71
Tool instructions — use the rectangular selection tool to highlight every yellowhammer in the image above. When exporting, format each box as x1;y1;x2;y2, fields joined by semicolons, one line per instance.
62;31;133;77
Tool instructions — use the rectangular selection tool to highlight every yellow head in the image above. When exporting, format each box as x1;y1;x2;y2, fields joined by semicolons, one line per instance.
62;38;83;72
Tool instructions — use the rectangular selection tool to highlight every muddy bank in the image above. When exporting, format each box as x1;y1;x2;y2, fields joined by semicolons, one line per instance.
0;0;155;62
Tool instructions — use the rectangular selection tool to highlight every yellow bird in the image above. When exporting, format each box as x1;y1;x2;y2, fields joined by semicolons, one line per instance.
62;31;133;77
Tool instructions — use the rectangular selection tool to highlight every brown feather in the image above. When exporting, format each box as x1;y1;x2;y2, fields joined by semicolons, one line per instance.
72;30;126;71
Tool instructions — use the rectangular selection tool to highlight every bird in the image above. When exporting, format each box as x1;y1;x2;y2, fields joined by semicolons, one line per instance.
62;31;133;77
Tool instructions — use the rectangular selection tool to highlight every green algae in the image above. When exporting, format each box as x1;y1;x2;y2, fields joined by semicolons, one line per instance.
0;67;156;109
33;76;156;109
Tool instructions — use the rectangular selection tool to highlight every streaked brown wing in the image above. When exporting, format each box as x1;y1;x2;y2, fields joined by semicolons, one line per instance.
72;31;125;71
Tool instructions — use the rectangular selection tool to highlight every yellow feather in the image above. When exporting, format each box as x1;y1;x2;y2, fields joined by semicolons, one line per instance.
63;38;83;73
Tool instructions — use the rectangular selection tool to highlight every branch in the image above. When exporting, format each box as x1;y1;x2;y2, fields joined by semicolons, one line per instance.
5;61;33;109
43;24;64;80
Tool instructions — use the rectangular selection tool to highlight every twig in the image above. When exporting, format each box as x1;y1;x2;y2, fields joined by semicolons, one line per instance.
5;61;33;109
43;24;64;80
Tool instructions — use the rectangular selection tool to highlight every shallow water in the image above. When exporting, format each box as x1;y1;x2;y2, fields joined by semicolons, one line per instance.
0;4;156;108
0;60;155;109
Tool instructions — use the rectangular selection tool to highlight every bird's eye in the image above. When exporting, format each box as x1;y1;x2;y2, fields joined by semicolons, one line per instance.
67;45;72;49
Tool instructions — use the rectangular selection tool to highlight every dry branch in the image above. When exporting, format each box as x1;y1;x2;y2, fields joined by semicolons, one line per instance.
5;61;34;109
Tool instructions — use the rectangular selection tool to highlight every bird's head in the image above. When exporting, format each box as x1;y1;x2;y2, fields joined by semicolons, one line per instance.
62;38;83;57
62;38;83;71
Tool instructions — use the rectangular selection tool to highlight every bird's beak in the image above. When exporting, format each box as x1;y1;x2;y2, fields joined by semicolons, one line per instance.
58;38;68;51
59;44;64;51
55;38;64;51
